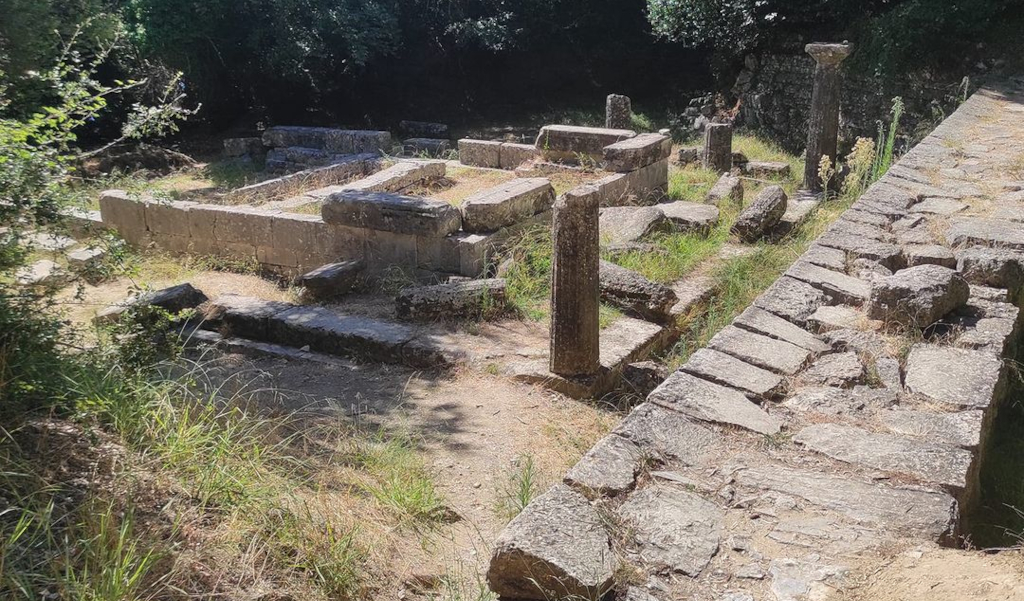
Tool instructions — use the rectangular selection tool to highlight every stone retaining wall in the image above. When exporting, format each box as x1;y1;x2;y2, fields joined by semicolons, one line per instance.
486;78;1024;601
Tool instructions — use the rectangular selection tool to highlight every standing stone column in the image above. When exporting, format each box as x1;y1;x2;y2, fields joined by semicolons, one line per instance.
702;122;733;174
550;188;600;376
803;42;853;192
606;94;632;130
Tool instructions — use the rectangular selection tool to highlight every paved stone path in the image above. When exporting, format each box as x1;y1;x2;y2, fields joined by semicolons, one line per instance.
487;79;1024;601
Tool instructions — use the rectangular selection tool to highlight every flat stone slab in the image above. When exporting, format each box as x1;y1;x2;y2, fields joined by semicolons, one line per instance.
803;244;847;271
649;369;782;434
743;161;791;178
807;305;871;332
904;244;957;268
296;260;363;299
599;260;677;322
904;343;1003;408
706;173;743;206
598;206;671;245
535;124;636;161
769;558;849;601
658;201;720;234
734;306;831;353
564;434;643;497
793;423;974;490
270;305;417;363
946;217;1024;250
754;276;831;326
910;197;968;215
15;259;63;286
202;294;293;340
669;274;715;316
866;265;969;329
487;483;615;600
881;409;984;449
707;325;811;375
461;178;554;233
956;246;1024;288
734;464;955;536
798;351;864;388
783;386;897;416
603;133;672;172
322;190;463;237
786;261;871;305
395;278;508;321
816;231;904;270
617;484;723;576
613;403;719;465
680;348;788;400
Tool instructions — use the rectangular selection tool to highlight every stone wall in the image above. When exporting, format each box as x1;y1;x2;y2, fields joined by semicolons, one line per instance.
486;78;1024;601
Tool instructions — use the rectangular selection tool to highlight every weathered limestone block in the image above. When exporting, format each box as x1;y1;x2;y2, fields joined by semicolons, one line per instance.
808;305;870;332
617;484;723;575
564;434;643;497
550;189;601;376
499;142;538;169
817;231;905;270
395;278;507;321
794;423;973;490
599;260;678;322
99;190;149;245
461;178;554;233
602;133;672;172
588;159;669;206
955;246;1024;289
295;260;364;299
535;125;636;162
202;295;292;340
783;386;896;416
946;217;1024;250
706;173;743;206
95;283;208;324
732;185;787;242
223;137;264;158
487;484;616;600
681;348;788;400
881;409;983;449
343;160;445;193
262;126;391;154
753;276;832;326
402;138;450;155
707;325;811;375
145;200;195;238
905;244;957;268
613;403;720;465
828;218;894;242
269;305;416;363
799;352;864;388
658;201;720;235
399;120;449;138
733;465;955;536
702;122;733;173
650;367;783;434
866;265;969;329
743;161;792;178
734;306;831;353
606;94;632;129
598;206;671;245
67;247;105;269
910;197;969;215
904;344;1004;409
322;190;462;237
458;139;502;168
15;260;63;287
787;261;871;305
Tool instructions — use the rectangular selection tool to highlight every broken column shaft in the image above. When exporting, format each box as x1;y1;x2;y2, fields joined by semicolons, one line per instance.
702;122;733;174
803;42;853;192
550;188;601;376
606;94;632;130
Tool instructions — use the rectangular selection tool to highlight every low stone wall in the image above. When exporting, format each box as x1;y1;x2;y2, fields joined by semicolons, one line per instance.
486;79;1024;601
225;153;381;204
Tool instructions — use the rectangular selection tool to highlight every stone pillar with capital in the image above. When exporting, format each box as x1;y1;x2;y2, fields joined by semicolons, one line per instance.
803;43;853;192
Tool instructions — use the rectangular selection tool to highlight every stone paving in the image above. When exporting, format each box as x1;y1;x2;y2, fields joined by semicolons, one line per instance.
486;79;1024;601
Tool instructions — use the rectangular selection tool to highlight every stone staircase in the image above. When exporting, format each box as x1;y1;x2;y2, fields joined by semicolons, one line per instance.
485;79;1024;601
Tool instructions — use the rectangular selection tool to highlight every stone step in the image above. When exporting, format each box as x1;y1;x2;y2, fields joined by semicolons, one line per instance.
707;325;812;375
340;159;445;194
395;278;508;321
648;370;782;434
785;260;871;305
903;343;1004;409
680;348;788;400
460;178;554;233
295;260;364;299
657;201;720;235
793;423;974;491
733;306;831;353
262;126;391;154
321;190;462;237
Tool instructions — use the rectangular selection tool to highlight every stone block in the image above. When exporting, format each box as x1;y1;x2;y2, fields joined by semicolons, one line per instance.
322;190;463;237
905;244;957;268
946;217;1024;250
706;173;743;206
658;201;719;234
296;260;364;298
818;232;905;270
213;206;276;247
588;158;669;206
881;409;983;449
317;223;366;264
734;305;830;353
955;246;1024;289
904;344;1004;409
152;233;191;255
866;265;969;329
144;200;195;237
499;143;538;169
99;190;149;245
487;484;616;600
707;325;811;375
598;206;671;245
564;434;643;497
202;295;292;340
458;139;502;168
461;178;554;233
621;361;669;397
606;94;632;129
681;348;788;400
599;260;677;322
262;126;391;154
702;122;733;173
753;276;831;326
786;261;871;305
223;137;264;158
96;283;208;324
269;305;415;362
535;124;636;162
602;133;672;172
617;484;723;575
402;138;450;155
743;161;791;178
732;185;787;242
362;229;417;272
343;160;445;193
613;403;719;465
395;278;507;320
799;352;864;388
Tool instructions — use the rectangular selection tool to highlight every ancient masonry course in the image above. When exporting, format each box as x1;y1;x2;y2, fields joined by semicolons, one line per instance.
486;79;1024;601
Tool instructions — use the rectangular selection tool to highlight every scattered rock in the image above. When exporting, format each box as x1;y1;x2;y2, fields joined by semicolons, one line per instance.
706;173;743;206
396;278;507;321
96;283;209;325
598;206;672;245
658;201;720;234
599;260;678;322
487;484;616;600
866;265;970;329
296;260;364;299
732;185;787;242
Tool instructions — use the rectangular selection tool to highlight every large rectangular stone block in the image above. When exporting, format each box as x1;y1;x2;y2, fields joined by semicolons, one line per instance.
262;126;391;154
363;229;418;272
461;178;555;233
317;223;366;264
99;190;149;245
145;200;195;237
212;206;276;247
588;158;669;206
458;139;502;168
499;143;538;169
227;153;379;204
602;133;672;172
321;190;463;237
342;160;445;193
535;125;635;162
